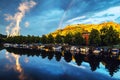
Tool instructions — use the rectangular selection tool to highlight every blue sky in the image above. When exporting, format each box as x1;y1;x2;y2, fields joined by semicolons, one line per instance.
0;0;120;36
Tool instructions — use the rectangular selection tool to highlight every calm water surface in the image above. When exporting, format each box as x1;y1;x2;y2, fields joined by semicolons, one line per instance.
0;48;120;80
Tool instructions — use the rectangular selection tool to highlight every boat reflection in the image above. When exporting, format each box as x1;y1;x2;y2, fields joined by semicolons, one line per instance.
5;47;120;77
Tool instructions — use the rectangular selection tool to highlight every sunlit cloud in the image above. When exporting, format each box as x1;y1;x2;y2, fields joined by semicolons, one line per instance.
5;0;36;36
11;53;27;80
5;51;27;80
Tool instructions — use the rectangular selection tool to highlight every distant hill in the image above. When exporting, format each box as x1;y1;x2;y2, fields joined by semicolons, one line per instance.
50;22;120;37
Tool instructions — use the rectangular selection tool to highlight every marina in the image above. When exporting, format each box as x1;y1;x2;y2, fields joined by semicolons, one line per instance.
3;43;120;60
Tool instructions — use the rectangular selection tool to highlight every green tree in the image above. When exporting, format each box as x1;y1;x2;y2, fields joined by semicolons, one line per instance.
104;26;119;46
64;33;73;44
100;27;109;46
73;32;85;45
0;38;3;43
0;34;6;43
100;27;108;35
47;34;54;44
3;35;41;44
41;35;47;44
55;34;63;44
89;29;101;46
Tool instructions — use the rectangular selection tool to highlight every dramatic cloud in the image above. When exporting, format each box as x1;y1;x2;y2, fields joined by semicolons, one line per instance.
5;0;36;36
0;0;120;35
66;6;120;24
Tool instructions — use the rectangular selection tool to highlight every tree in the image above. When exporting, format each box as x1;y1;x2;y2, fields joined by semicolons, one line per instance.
89;29;101;46
47;34;54;44
0;34;6;43
64;33;73;44
100;27;108;35
0;38;3;43
73;32;85;45
41;35;47;44
100;27;109;46
55;34;63;44
104;26;119;46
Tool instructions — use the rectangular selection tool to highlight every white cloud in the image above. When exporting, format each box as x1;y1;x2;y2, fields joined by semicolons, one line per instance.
24;21;29;28
67;16;86;23
92;6;120;23
4;14;13;21
5;0;36;36
66;6;120;24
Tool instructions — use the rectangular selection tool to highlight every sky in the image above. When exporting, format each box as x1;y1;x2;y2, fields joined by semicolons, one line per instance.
0;0;120;36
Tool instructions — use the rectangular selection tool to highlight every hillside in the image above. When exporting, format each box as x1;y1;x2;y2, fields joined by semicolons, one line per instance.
51;22;120;37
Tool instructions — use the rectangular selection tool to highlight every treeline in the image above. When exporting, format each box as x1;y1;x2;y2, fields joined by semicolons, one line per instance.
3;35;41;44
41;26;120;46
0;34;41;44
41;32;86;45
89;26;120;46
0;26;120;46
0;34;7;43
0;33;85;45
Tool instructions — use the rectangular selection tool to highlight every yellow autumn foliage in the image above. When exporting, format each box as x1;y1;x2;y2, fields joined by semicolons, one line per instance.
50;22;120;37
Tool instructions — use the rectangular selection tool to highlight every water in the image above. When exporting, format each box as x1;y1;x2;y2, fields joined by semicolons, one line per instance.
0;48;120;80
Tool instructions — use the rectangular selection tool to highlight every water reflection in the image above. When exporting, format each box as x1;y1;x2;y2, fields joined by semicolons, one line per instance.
54;51;62;62
74;53;85;66
64;51;72;62
104;58;120;77
5;51;26;80
88;55;101;71
5;47;120;77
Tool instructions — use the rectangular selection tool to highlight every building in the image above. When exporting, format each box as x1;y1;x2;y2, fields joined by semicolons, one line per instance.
82;31;90;46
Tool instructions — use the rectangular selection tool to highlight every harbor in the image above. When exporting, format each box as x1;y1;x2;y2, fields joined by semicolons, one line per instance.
3;43;120;60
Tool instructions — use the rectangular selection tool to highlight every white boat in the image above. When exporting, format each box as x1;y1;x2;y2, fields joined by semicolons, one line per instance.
3;43;12;47
112;48;119;55
70;46;80;54
93;48;101;55
80;47;89;55
12;44;19;48
53;46;62;52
